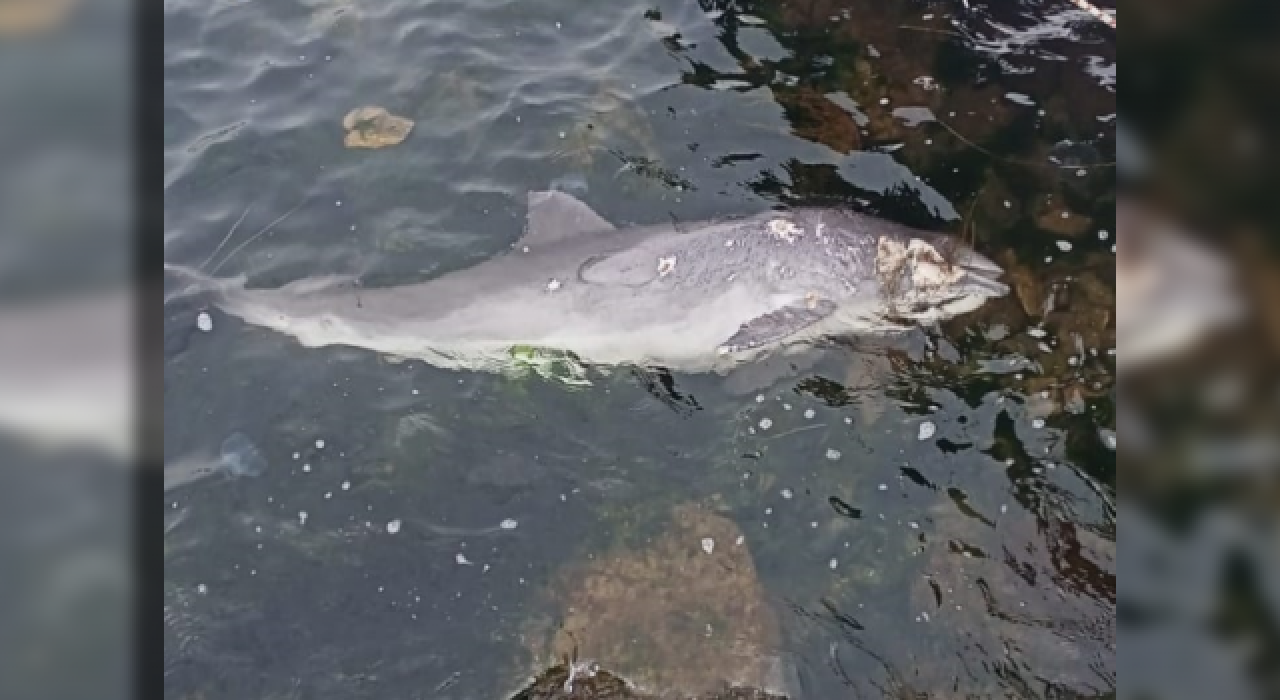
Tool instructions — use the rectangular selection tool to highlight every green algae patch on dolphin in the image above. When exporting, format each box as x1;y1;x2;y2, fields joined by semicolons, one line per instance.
508;344;595;387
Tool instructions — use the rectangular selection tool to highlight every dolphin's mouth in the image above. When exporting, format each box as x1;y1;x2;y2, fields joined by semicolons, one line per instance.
957;252;1009;297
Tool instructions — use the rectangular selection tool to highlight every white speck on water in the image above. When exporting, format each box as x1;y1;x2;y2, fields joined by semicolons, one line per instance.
1061;211;1070;219
324;492;332;499
878;483;888;491
1099;229;1110;240
781;488;794;499
455;553;472;565
701;537;715;554
302;464;311;473
315;439;325;449
386;519;402;534
341;480;351;491
825;448;842;461
804;408;816;419
755;394;765;403
879;97;889;105
335;200;342;207
908;521;919;529
657;256;677;276
811;521;819;528
298;511;308;525
764;507;773;515
829;558;839;570
1056;240;1073;252
782;403;792;411
500;518;519;530
844;416;852;425
1000;504;1008;514
196;583;208;595
292;452;300;460
254;525;262;533
917;422;936;441
555;21;561;28
725;239;735;247
758;417;773;430
1032;418;1046;429
558;131;566;139
196;311;213;332
1028;327;1047;338
546;278;562;292
1004;200;1012;208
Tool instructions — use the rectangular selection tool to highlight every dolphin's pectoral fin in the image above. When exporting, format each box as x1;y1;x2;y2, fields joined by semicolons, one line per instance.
717;299;838;355
522;190;616;248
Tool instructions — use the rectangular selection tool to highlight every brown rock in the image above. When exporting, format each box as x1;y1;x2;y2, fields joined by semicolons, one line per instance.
342;106;414;149
775;88;861;154
1034;195;1093;237
522;504;790;699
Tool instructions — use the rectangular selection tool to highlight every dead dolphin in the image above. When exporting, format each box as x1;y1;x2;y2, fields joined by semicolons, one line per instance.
165;192;1008;376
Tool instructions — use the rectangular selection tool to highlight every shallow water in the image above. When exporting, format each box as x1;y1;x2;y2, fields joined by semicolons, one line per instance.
164;0;1116;697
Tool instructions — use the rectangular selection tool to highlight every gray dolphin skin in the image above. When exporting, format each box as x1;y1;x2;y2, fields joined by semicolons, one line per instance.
165;191;1009;375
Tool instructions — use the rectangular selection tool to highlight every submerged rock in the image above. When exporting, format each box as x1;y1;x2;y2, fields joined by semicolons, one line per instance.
510;662;787;700
521;503;793;698
342;106;414;149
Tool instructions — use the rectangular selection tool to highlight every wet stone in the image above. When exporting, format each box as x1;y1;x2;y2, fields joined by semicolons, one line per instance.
521;503;791;698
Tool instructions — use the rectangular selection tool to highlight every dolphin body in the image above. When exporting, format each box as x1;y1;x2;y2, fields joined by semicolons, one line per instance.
165;191;1009;375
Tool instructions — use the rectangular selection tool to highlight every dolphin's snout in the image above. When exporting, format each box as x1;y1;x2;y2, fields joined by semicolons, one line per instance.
958;251;1009;297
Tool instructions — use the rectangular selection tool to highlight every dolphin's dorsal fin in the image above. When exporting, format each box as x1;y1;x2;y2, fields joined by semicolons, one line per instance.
521;190;615;248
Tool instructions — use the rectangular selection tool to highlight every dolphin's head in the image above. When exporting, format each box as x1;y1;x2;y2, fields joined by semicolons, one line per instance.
870;233;1009;323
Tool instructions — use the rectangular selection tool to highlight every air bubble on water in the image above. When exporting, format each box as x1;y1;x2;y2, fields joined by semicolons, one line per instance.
764;507;773;515
917;422;936;441
1000;504;1008;514
292;452;300;460
500;518;518;530
782;403;792;411
781;488;793;499
315;439;326;449
878;484;888;491
829;558;838;570
844;417;852;425
804;408;816;419
755;394;765;403
196;583;208;595
196;312;213;332
386;519;402;534
341;480;351;490
302;464;311;473
825;448;842;461
324;492;332;499
758;417;773;430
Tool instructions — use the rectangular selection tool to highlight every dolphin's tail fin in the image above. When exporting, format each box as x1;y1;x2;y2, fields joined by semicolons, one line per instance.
163;263;246;306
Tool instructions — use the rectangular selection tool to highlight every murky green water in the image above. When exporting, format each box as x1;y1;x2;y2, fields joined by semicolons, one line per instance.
164;0;1115;697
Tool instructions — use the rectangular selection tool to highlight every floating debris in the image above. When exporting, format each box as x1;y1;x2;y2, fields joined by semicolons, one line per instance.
342;106;414;149
500;518;519;530
758;417;773;430
825;448;842;461
386;519;402;534
917;421;937;441
780;488;793;500
456;553;473;565
196;311;213;332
